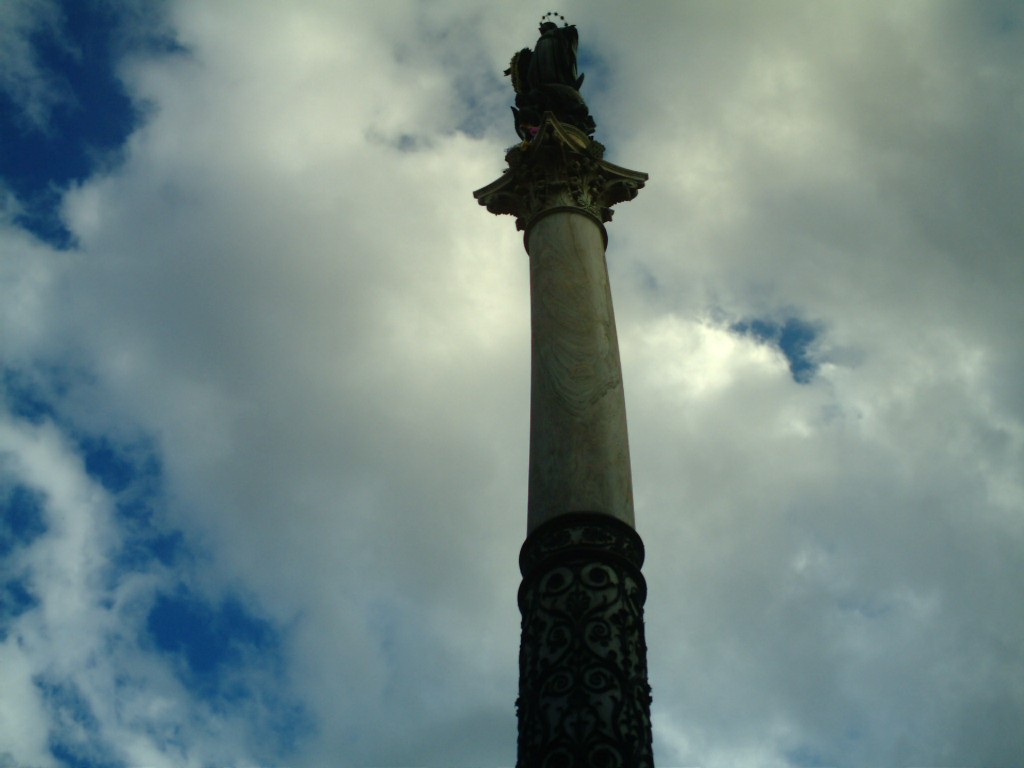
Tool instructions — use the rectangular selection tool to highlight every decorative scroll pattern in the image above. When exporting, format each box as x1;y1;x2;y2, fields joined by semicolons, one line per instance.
517;514;654;768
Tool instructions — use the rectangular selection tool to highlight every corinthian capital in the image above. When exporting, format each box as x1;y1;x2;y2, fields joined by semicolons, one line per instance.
474;114;648;239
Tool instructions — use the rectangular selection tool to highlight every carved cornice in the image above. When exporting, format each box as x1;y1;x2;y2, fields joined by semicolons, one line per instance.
474;115;648;246
519;512;645;578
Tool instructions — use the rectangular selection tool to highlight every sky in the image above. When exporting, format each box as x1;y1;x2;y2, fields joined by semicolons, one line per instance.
1;1;1022;766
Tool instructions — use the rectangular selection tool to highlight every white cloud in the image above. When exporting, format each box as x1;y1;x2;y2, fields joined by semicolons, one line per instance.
0;411;311;766
1;1;1022;766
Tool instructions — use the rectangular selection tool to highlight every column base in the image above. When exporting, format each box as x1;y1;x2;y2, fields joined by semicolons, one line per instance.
516;513;654;768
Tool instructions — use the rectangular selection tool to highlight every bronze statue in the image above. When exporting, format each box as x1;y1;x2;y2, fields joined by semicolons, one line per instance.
506;14;596;140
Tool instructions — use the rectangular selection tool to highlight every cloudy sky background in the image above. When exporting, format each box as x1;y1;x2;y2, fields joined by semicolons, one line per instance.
1;1;1022;766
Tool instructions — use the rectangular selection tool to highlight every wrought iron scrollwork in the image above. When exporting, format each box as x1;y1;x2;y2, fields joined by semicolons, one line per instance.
517;513;654;768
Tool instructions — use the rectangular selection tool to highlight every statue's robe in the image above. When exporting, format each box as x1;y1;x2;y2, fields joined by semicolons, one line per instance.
528;24;582;91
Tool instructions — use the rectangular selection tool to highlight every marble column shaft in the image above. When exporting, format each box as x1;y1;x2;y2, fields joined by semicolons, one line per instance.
475;114;653;768
474;116;647;534
527;210;633;533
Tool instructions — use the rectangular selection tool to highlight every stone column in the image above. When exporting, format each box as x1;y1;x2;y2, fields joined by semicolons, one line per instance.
475;114;653;768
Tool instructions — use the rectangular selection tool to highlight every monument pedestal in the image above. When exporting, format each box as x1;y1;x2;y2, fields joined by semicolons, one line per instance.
517;512;652;767
476;115;653;767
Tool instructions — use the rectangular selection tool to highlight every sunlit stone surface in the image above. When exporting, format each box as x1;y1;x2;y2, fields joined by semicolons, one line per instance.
526;210;634;532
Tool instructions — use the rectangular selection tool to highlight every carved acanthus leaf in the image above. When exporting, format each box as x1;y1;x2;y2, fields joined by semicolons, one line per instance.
473;114;648;235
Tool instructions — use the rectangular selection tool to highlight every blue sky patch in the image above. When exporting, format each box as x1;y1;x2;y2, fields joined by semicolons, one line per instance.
732;316;821;383
115;528;184;572
0;0;180;248
98;444;187;572
37;677;124;768
0;487;47;640
1;577;37;613
0;485;48;556
143;587;313;755
2;368;62;425
146;589;278;682
48;743;125;768
0;578;39;642
0;1;136;247
1;373;184;576
79;436;136;494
